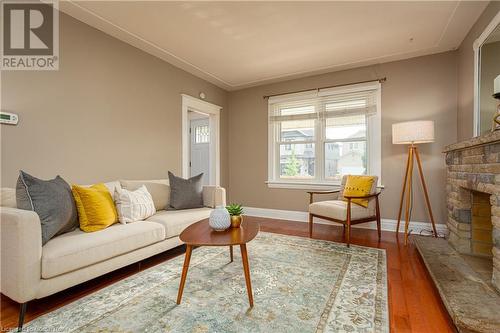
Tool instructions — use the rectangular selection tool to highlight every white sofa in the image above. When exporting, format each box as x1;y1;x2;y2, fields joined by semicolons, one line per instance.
0;179;226;330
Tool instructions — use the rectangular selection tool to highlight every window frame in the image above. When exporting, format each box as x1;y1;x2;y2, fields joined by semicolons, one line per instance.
267;81;381;190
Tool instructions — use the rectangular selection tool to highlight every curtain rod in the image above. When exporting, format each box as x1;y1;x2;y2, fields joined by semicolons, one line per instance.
263;77;387;99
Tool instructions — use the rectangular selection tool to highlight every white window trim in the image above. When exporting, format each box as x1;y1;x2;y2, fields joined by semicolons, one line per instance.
181;94;222;186
267;81;382;189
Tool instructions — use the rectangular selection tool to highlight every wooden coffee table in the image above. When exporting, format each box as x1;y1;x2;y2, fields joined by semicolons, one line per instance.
176;219;259;307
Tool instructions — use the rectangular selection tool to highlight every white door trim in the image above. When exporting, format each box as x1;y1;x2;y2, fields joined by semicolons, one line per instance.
181;94;222;185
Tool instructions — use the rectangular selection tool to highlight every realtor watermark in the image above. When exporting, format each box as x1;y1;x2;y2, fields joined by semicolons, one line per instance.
1;0;59;70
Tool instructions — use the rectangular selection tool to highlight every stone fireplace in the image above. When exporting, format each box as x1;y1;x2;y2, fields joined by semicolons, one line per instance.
444;131;500;291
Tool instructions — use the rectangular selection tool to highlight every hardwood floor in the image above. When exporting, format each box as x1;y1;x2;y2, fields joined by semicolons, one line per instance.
0;216;456;332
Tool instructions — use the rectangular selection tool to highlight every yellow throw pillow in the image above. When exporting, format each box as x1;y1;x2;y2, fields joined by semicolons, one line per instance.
342;175;375;208
72;183;118;232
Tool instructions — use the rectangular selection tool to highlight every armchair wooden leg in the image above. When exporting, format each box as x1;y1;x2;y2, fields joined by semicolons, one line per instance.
18;302;27;332
376;197;381;240
308;214;313;238
346;200;351;247
346;221;351;247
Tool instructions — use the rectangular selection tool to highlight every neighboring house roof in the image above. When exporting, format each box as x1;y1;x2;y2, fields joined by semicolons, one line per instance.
282;129;313;140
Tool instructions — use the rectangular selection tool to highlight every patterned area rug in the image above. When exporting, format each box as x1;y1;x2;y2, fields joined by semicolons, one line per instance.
25;232;388;332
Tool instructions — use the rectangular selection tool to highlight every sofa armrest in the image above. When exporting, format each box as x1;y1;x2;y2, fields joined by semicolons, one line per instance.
202;186;227;208
0;207;42;303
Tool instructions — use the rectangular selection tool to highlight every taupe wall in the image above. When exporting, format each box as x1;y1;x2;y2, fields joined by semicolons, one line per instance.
457;2;500;140
228;52;458;224
1;13;228;188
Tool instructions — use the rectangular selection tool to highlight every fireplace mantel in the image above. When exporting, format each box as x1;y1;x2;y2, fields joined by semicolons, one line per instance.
444;131;500;153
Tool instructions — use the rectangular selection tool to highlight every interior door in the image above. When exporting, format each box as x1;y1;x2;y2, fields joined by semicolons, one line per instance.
190;118;210;185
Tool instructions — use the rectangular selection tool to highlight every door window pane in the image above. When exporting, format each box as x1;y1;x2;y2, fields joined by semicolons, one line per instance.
325;115;366;140
280;119;315;142
325;141;367;181
279;143;315;179
195;125;210;143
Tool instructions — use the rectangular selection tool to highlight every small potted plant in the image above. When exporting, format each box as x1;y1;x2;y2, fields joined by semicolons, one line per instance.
226;204;244;228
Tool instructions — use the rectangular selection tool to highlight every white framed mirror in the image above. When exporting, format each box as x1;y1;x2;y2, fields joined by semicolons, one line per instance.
473;11;500;136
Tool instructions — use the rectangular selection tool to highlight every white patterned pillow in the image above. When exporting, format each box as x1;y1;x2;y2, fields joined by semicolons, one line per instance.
114;185;156;223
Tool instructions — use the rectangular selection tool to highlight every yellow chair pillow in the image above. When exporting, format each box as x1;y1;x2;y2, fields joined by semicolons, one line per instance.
342;175;375;208
72;183;118;232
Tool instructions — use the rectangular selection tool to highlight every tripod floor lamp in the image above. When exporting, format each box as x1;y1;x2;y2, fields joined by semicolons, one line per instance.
392;120;438;245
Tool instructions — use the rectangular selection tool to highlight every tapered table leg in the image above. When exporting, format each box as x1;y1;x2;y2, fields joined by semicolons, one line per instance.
240;244;254;307
229;245;233;262
176;244;193;304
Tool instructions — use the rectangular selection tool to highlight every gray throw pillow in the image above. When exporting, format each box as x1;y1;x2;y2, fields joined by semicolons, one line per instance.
16;171;78;245
168;171;204;210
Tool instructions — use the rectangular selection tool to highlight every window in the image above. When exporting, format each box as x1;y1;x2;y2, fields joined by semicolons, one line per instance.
195;125;210;143
267;81;381;189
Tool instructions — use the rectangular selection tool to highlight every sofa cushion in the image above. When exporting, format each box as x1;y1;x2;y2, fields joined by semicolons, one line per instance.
42;221;165;278
120;179;169;211
16;171;78;245
146;208;212;239
168;172;204;210
72;183;119;232
309;200;375;221
80;181;122;199
0;188;16;207
115;185;156;224
103;181;122;200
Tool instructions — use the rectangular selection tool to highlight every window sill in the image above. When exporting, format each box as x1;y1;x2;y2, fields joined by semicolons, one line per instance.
266;181;341;190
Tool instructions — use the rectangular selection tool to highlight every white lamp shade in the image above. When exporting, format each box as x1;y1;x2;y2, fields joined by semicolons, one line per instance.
392;120;435;144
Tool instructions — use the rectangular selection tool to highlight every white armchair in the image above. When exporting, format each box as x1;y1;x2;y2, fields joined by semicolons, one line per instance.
308;175;382;247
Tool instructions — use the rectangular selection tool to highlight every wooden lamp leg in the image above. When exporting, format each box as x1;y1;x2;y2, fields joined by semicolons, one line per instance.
396;146;412;235
414;147;438;237
404;146;414;245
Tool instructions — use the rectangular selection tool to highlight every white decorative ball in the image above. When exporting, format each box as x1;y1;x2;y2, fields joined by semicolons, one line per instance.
209;206;230;231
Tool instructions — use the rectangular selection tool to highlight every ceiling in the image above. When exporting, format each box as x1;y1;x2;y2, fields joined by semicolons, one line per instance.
60;1;489;91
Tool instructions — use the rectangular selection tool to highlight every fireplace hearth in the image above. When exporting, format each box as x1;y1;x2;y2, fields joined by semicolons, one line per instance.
415;131;500;333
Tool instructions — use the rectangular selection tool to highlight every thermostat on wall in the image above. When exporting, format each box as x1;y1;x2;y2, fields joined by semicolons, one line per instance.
0;112;19;125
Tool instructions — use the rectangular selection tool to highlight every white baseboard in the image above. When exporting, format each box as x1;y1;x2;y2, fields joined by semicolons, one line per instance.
244;206;448;235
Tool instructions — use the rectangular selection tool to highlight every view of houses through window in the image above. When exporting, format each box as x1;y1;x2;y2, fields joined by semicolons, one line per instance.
279;114;367;182
268;83;380;186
